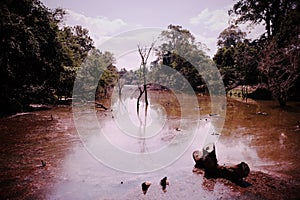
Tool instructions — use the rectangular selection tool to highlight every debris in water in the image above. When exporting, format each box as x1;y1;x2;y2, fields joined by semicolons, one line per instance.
41;160;46;167
160;177;169;192
256;112;268;116
295;121;300;131
141;181;151;195
193;144;251;187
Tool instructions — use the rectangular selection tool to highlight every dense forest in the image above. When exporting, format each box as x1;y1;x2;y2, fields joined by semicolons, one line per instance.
1;0;92;113
215;0;300;106
0;0;118;114
1;0;299;115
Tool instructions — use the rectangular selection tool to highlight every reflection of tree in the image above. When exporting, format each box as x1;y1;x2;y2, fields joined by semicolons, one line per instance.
112;87;150;153
137;104;149;153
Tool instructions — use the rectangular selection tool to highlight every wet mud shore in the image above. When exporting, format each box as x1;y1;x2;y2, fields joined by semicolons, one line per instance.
0;103;300;199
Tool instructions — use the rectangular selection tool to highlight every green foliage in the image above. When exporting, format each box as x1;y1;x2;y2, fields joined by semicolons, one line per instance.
122;70;139;85
150;25;212;92
97;64;119;99
259;39;299;106
234;41;260;85
213;25;259;91
229;0;298;38
57;26;94;98
0;0;94;113
74;49;117;101
217;25;246;48
1;0;62;110
222;0;300;106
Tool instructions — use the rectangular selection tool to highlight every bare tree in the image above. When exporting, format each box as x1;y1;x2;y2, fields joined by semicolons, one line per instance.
137;43;154;111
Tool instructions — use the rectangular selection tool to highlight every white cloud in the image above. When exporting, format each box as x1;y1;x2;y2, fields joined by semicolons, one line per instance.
195;34;218;58
66;10;127;35
64;9;136;49
189;8;229;31
189;8;230;58
94;28;161;69
239;22;265;40
62;11;163;69
189;5;265;58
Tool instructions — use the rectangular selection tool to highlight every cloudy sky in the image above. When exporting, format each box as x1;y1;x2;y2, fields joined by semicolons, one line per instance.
41;0;264;69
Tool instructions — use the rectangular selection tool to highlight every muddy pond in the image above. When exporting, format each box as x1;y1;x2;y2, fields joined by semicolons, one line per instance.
0;86;300;199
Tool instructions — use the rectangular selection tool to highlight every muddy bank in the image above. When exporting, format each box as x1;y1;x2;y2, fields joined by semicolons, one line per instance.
192;168;300;200
0;99;300;199
0;106;79;199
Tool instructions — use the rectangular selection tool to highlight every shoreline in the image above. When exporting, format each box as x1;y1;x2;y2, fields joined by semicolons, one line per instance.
1;101;300;199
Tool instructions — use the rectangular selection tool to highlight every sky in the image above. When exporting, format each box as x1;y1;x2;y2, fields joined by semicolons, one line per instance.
41;0;264;70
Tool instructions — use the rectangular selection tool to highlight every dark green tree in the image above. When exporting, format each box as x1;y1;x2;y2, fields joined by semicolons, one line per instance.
74;48;117;101
229;0;298;38
0;0;64;112
0;0;94;113
57;25;94;99
213;25;259;91
229;0;300;106
217;25;246;48
258;3;300;106
152;25;211;92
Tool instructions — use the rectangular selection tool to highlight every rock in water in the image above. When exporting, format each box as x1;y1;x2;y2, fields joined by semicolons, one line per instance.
193;143;218;178
41;160;46;167
193;144;251;186
160;177;169;192
193;150;204;169
141;181;151;195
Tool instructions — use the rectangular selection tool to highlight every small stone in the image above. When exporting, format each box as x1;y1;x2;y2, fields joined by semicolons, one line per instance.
41;160;46;167
160;177;169;192
141;181;151;195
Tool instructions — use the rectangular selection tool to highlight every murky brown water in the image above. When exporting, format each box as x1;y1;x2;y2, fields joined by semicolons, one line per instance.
0;86;300;199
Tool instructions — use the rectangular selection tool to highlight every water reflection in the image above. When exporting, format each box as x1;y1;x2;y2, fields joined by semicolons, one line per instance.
72;85;216;173
112;97;166;140
51;89;266;198
1;90;299;199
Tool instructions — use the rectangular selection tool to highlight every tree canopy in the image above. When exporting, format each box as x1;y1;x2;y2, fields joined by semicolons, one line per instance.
150;25;212;92
0;0;94;113
213;25;260;91
229;0;298;38
73;48;117;101
218;0;300;106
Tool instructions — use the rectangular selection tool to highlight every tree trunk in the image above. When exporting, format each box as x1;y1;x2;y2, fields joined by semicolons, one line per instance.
193;144;250;187
144;84;148;106
278;97;286;107
265;8;271;38
137;86;144;113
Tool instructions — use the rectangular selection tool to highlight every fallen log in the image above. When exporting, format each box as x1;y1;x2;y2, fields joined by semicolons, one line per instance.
95;102;108;110
193;144;250;187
